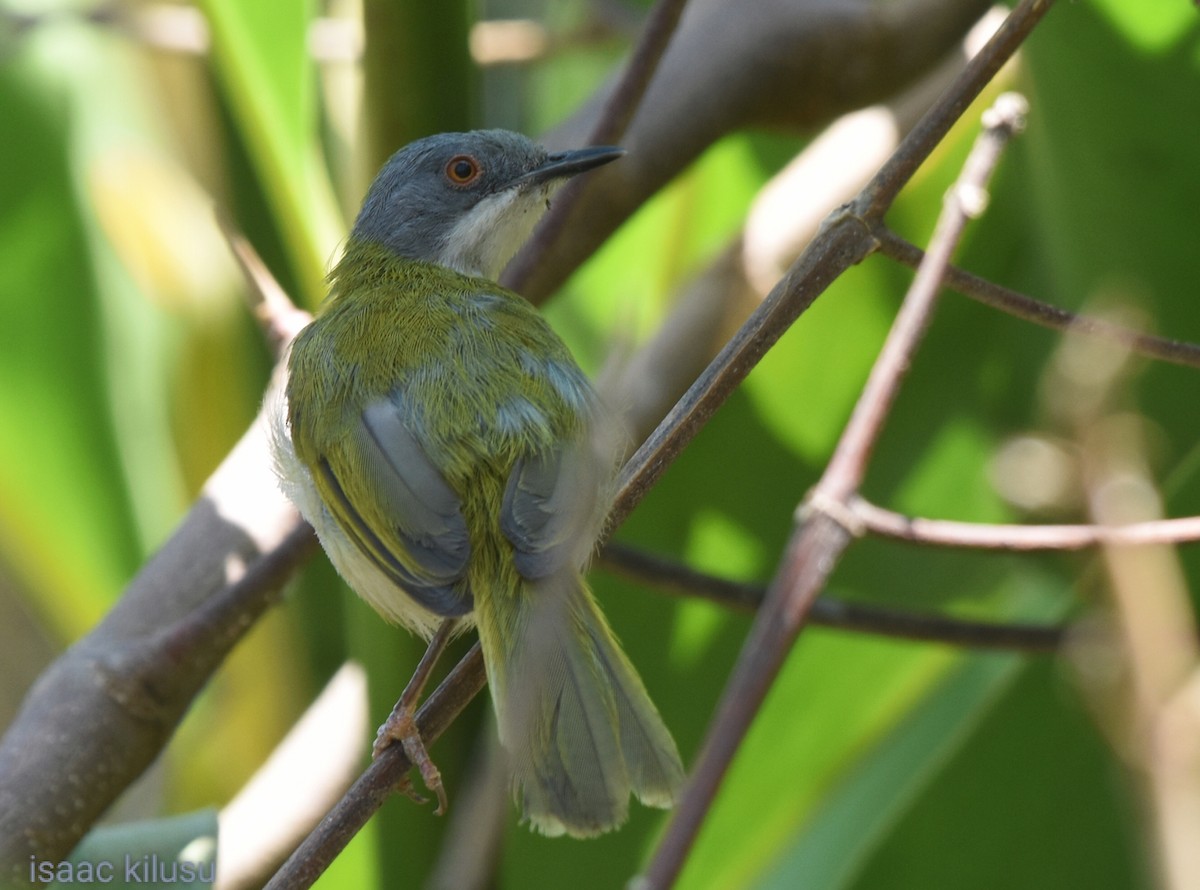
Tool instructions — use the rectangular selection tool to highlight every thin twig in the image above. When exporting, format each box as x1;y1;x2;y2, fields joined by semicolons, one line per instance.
637;90;1032;889
852;497;1200;551
875;227;1200;370
502;0;690;293
217;211;313;357
263;645;487;890
600;543;1063;652
579;0;689;148
824;93;1030;497
607;214;872;531
857;1;1050;217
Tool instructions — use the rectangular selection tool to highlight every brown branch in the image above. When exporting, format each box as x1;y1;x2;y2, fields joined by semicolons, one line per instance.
502;0;691;294
855;8;1040;217
0;216;322;884
875;227;1200;371
821;82;1023;496
0;417;310;881
599;543;1063;652
637;85;1034;888
607;216;872;530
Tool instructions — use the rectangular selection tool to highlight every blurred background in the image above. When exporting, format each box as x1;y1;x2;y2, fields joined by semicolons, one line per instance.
1;0;1198;887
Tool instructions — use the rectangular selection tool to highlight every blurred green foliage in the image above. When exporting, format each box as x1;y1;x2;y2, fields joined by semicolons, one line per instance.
0;0;1197;887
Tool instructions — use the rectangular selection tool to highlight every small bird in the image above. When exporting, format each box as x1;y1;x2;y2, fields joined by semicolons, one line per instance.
270;129;684;837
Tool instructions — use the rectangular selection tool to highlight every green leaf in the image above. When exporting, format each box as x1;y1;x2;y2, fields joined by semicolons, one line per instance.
755;652;1021;890
199;0;343;303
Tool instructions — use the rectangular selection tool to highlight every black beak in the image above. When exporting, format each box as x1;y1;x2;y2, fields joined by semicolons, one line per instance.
516;145;625;189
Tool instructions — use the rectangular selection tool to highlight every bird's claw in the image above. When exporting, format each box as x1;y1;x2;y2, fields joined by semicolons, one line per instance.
374;710;449;816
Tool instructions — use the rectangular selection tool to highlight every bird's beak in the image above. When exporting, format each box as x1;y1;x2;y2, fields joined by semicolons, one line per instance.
514;145;625;190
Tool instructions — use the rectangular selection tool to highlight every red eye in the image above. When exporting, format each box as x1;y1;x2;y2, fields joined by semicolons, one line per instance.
445;155;481;185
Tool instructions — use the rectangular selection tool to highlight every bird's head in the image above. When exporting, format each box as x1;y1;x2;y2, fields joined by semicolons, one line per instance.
351;129;623;280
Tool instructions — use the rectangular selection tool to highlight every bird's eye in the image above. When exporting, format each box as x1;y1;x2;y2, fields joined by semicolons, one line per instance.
445;155;482;186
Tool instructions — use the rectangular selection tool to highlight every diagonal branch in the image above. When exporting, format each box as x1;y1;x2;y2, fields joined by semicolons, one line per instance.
502;0;691;294
637;89;1033;889
0;416;307;881
607;1;1053;533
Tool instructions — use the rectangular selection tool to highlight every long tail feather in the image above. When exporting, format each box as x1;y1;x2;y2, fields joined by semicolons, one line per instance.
477;573;684;837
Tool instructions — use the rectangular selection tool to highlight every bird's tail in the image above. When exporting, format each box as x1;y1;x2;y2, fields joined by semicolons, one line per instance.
475;572;684;837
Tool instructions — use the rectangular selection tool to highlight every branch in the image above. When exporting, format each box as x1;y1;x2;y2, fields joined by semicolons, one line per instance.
0;417;311;881
875;227;1200;371
637;85;1034;888
0;221;319;881
599;543;1063;652
519;0;995;303
852;497;1200;551
218;209;312;355
597;49;974;448
262;645;487;890
608;0;1049;531
502;0;691;293
824;90;1030;497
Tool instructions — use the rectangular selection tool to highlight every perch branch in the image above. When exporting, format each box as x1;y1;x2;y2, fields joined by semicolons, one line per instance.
0;420;309;880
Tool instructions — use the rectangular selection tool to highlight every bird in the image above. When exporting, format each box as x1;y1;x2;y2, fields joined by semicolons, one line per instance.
269;129;684;838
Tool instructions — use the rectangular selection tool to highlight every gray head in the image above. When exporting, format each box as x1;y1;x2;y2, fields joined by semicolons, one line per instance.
352;129;623;280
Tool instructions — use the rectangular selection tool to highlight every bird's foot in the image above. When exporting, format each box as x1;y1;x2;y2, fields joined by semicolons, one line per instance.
374;709;448;815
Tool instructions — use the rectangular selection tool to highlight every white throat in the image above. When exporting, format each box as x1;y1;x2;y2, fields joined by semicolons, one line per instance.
438;184;556;279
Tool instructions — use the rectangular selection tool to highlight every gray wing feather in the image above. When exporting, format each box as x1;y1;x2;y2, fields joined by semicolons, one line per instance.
501;441;603;579
334;395;472;614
